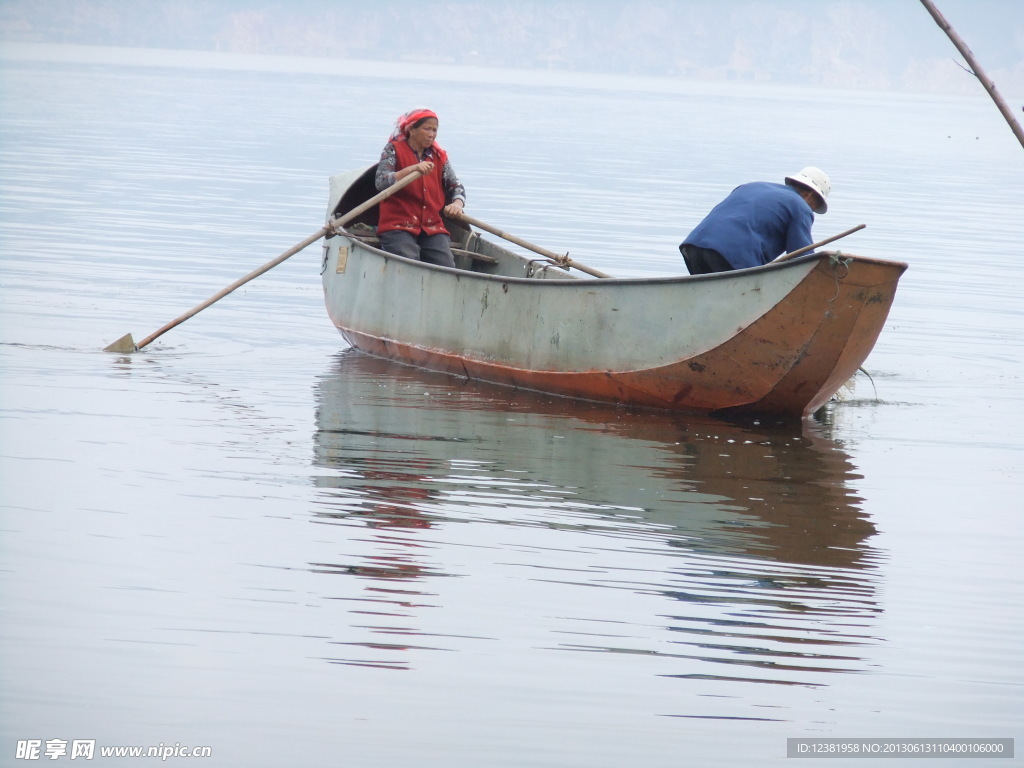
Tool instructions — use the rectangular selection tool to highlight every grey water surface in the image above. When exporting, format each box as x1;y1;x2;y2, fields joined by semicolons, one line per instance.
1;47;1022;767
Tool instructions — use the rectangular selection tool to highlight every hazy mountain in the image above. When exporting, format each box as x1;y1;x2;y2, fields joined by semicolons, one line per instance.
1;0;1022;95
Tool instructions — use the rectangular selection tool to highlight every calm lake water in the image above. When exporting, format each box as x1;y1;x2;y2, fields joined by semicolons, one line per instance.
1;45;1022;767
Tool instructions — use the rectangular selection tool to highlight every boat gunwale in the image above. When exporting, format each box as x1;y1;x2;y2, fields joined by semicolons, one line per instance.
327;164;906;287
331;229;908;288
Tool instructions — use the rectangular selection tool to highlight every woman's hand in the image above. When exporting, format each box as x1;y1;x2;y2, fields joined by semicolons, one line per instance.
399;161;434;181
443;200;465;217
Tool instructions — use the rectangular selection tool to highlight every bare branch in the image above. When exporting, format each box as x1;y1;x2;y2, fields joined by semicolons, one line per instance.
920;0;1024;150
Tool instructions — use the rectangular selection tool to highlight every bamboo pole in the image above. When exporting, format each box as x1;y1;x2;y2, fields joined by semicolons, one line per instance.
919;0;1024;150
770;225;865;263
454;212;612;278
105;172;422;353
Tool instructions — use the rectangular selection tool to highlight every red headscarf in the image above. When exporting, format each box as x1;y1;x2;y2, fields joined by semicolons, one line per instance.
389;108;439;142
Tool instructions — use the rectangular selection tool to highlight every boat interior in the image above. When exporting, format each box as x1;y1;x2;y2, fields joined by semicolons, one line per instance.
329;166;578;280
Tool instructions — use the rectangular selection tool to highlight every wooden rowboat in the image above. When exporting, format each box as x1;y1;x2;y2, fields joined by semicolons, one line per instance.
321;166;908;419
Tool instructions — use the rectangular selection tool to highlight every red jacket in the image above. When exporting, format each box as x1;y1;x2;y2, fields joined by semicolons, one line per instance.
377;140;451;236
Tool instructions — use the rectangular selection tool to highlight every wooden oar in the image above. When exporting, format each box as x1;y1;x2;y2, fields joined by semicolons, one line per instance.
104;171;422;353
770;224;866;264
454;212;612;279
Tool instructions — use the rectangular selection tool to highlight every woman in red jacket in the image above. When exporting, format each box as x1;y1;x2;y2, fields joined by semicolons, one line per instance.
375;108;466;267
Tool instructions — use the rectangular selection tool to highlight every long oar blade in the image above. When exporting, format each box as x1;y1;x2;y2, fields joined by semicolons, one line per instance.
104;170;421;352
104;333;138;353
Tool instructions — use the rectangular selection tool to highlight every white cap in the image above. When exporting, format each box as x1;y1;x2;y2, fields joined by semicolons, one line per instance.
785;167;831;213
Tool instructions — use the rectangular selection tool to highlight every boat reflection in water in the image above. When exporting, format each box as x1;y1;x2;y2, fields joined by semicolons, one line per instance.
310;350;882;682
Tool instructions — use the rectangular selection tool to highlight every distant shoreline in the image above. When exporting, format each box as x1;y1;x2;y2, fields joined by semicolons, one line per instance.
1;41;1015;102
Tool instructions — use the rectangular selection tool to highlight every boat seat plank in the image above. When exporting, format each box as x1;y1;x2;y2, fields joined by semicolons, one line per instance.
341;229;499;264
452;248;498;263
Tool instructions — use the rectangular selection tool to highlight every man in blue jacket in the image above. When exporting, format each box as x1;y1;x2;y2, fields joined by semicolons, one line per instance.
679;167;831;274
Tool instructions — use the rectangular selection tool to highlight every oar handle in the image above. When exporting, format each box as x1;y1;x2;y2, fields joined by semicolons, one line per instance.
455;212;612;279
132;172;422;350
771;224;866;264
329;169;421;233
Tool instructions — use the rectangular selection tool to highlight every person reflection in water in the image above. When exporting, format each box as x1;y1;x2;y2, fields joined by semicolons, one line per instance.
375;108;467;268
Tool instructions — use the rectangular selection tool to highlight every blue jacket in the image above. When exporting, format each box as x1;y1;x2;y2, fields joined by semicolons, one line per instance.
682;182;815;269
